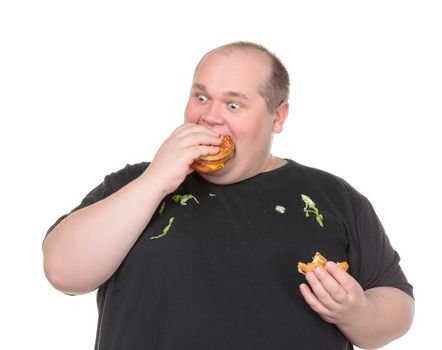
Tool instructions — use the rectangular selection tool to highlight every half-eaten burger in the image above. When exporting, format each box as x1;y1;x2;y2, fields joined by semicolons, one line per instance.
190;135;235;174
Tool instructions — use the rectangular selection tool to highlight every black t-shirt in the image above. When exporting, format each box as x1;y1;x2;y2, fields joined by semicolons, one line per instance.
47;160;413;350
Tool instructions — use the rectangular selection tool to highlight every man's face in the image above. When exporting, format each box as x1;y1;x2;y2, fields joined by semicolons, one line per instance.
184;49;282;184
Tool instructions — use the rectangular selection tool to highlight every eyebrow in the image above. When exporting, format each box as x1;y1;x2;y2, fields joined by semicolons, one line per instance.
192;83;249;100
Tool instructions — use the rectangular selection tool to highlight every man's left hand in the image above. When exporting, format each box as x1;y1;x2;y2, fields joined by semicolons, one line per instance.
299;261;367;327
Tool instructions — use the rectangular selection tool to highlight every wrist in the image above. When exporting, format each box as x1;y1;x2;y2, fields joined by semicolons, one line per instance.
137;166;177;199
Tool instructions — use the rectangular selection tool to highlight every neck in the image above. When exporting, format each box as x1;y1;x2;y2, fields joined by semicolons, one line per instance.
262;155;287;173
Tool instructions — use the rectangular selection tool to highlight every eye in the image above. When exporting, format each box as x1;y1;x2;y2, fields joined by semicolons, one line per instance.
197;95;208;103
228;102;241;110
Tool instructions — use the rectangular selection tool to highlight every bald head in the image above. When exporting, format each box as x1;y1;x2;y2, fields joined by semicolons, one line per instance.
193;42;290;113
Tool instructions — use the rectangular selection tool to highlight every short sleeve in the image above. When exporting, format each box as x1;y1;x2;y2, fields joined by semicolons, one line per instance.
45;162;149;238
347;197;414;298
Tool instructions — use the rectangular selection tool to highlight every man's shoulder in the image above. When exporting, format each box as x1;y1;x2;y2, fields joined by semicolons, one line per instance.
287;160;351;188
123;162;150;177
286;159;366;207
108;162;150;180
100;162;150;192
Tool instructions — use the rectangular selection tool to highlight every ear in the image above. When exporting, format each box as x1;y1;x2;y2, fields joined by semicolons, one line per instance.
272;102;289;133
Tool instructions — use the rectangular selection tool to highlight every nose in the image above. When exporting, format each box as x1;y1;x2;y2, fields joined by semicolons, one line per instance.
201;102;225;126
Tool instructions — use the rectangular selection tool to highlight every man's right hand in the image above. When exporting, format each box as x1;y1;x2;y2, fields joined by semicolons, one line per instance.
142;123;221;195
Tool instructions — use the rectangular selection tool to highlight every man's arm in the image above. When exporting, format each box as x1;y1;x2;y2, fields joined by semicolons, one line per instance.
299;262;414;349
43;124;221;295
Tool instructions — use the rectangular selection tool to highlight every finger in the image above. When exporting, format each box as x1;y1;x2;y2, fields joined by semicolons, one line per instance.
173;128;223;150
305;270;340;309
325;261;356;295
162;132;221;156
184;121;221;135
186;145;220;162
314;264;349;305
182;132;222;147
170;123;195;135
173;123;220;137
299;283;331;317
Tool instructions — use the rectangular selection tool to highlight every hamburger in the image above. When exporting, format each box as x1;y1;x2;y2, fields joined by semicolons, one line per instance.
297;252;349;274
190;134;235;174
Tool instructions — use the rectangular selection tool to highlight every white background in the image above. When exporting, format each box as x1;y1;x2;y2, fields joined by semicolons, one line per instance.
1;0;441;349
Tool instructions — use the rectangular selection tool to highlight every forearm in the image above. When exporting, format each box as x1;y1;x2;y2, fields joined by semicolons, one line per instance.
337;287;414;349
43;168;167;295
43;124;221;295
